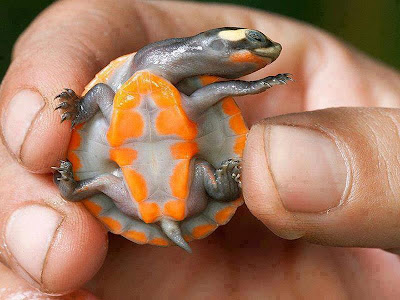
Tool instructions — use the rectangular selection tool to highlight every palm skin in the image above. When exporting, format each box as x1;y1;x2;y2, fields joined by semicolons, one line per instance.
0;1;400;299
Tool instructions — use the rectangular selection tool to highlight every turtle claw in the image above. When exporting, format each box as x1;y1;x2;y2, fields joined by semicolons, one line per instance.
61;112;73;123
274;73;294;84
55;101;70;110
52;160;74;182
261;73;294;88
216;158;242;188
54;88;81;126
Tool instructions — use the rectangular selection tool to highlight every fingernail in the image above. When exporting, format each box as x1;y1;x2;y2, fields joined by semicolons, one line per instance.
5;205;63;286
1;90;44;158
267;125;348;213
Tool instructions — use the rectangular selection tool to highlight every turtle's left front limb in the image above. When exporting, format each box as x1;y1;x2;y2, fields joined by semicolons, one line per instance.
185;73;292;116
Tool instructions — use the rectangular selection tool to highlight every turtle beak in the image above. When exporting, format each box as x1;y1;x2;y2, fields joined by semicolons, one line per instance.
252;42;282;62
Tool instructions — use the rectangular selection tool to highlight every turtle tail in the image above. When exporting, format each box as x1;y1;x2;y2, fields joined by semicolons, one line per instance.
160;219;192;253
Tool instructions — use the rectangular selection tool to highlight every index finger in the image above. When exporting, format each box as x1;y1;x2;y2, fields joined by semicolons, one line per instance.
0;0;316;173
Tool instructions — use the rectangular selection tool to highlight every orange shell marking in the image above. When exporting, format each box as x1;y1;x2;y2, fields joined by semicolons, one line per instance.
149;237;170;246
67;126;83;179
123;230;148;244
221;96;248;157
82;199;102;216
100;216;122;233
192;224;218;239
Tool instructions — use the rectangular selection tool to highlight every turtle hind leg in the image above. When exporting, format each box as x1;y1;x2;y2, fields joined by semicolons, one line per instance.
55;83;115;127
53;160;136;217
53;160;107;202
196;158;242;202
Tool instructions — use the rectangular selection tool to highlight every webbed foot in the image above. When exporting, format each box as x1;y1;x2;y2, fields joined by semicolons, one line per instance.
55;88;82;126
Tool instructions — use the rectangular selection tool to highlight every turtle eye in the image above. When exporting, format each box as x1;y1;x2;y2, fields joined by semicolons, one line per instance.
245;30;267;43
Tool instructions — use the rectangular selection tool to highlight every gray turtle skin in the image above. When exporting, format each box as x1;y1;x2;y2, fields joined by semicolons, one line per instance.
54;27;292;252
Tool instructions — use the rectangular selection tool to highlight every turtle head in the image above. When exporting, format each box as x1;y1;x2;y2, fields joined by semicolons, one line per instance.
190;27;282;78
134;27;282;82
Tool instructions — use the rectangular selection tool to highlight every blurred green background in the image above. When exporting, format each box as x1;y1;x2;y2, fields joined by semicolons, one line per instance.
1;0;399;80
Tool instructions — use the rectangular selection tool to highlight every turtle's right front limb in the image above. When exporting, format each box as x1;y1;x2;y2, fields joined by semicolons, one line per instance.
185;73;293;117
55;83;115;127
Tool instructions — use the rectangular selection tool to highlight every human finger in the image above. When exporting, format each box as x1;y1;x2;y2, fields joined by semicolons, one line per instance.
243;106;400;251
0;143;108;294
0;262;99;299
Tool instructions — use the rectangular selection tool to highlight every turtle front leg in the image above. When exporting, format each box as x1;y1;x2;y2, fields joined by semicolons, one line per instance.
196;159;242;202
55;83;115;127
185;73;293;117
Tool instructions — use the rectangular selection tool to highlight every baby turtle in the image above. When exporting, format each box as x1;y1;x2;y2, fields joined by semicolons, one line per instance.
53;27;292;252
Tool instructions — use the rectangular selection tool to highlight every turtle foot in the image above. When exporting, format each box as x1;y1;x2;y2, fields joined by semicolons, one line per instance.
217;158;242;188
55;88;82;126
52;160;75;182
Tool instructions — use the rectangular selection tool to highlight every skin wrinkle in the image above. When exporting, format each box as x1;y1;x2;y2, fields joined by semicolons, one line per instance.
375;112;400;202
1;203;65;289
331;249;364;300
133;1;160;46
263;125;283;210
0;87;45;163
301;34;325;113
40;214;65;293
386;113;400;170
311;123;353;212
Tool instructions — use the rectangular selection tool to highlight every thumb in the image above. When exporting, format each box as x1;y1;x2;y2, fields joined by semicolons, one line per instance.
243;107;400;251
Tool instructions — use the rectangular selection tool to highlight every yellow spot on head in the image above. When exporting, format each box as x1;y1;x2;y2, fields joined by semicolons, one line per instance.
218;29;248;41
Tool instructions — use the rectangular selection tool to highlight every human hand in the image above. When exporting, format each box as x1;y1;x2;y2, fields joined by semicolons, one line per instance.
1;0;400;298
